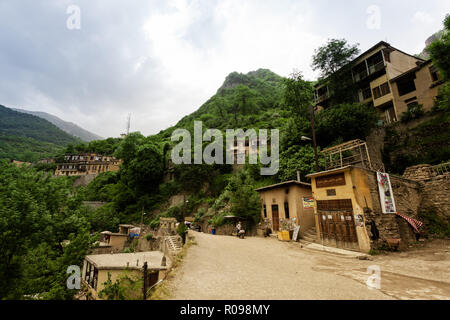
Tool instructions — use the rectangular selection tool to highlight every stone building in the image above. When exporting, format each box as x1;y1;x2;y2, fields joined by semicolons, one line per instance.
54;153;121;177
255;180;314;238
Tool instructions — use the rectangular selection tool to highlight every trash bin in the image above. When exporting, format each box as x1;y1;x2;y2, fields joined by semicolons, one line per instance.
211;228;216;235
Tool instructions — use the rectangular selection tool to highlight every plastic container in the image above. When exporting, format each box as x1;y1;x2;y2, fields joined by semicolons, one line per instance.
211;228;216;235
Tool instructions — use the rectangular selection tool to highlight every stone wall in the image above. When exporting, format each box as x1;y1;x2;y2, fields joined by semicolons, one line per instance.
403;164;433;181
73;174;97;187
420;174;450;223
364;171;421;249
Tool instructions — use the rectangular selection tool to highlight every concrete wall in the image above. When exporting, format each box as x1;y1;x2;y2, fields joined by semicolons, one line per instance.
391;63;443;116
386;51;421;79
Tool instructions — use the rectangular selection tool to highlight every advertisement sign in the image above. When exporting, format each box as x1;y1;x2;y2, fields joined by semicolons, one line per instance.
377;172;396;214
302;197;314;209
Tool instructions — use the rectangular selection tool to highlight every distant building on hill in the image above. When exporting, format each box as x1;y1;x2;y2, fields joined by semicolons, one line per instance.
54;153;121;177
10;160;32;167
314;41;444;125
37;158;55;164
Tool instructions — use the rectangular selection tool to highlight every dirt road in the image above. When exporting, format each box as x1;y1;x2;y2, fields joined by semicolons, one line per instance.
167;231;450;300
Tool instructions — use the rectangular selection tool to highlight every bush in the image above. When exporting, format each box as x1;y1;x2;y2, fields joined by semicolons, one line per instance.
401;103;425;122
144;233;153;241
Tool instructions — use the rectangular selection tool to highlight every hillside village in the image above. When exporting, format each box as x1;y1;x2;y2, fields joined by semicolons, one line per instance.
0;16;449;301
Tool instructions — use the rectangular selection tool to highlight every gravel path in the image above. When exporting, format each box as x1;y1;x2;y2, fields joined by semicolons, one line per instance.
169;231;393;300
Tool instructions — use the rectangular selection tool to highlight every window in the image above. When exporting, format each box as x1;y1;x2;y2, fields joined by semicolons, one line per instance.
362;87;372;100
430;66;439;82
397;76;416;96
380;82;390;96
263;205;267;218
372;87;381;99
284;202;290;219
372;82;390;99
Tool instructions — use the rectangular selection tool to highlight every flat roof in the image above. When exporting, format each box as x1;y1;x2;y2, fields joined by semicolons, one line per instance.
85;251;166;270
255;180;311;192
306;166;353;178
118;224;135;228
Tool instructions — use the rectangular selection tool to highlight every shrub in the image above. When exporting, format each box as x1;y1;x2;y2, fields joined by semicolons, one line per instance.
401;103;425;122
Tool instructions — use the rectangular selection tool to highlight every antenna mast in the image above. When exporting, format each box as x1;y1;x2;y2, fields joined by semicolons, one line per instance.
126;113;131;135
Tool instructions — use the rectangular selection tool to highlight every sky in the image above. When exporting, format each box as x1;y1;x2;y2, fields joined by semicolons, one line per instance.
0;0;449;138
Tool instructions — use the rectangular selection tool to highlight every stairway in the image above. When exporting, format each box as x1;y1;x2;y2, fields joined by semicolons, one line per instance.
166;235;182;253
300;227;318;244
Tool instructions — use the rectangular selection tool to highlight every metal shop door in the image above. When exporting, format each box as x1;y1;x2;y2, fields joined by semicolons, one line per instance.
317;200;358;249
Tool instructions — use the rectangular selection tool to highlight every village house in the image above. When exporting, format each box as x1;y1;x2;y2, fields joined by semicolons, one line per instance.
54;153;121;177
314;41;444;124
255;180;314;239
305;140;429;253
82;251;167;299
94;224;140;254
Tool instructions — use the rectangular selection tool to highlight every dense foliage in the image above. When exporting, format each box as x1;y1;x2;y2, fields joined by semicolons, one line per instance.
0;105;80;162
0;161;94;299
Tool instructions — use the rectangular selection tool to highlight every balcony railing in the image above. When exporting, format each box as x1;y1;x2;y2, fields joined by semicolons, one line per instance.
353;60;385;83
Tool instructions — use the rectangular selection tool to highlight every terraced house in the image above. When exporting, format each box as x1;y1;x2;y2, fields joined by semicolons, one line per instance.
314;41;444;124
54;153;121;176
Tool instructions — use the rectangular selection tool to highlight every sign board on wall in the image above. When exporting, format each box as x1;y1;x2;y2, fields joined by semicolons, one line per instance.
377;172;396;214
302;197;314;209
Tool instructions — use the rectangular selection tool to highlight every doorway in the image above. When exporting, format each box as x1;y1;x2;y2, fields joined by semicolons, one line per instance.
317;199;358;249
271;204;279;232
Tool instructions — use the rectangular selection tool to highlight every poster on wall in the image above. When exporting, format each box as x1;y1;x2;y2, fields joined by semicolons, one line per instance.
377;172;396;214
302;197;314;209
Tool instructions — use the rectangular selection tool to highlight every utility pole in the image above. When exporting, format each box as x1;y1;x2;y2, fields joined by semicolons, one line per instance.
142;261;148;300
309;104;319;172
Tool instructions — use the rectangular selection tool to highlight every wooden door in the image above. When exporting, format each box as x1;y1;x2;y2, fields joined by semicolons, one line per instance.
271;205;279;232
317;200;358;248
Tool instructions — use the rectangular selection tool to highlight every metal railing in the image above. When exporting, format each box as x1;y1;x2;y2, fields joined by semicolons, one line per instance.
429;162;450;177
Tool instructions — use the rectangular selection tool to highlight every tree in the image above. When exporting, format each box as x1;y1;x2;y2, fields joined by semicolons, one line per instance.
312;38;360;78
427;15;450;81
226;171;261;226
315;103;378;147
312;39;361;105
278;145;324;182
0;162;94;299
230;85;257;126
282;71;314;116
427;15;450;112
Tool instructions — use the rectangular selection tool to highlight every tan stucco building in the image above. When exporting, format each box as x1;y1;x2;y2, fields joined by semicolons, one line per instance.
314;41;443;124
307;166;421;253
256;181;314;237
54;153;121;177
82;251;167;299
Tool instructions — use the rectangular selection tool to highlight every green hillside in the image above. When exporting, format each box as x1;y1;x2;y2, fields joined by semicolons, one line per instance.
0;105;80;162
158;68;288;138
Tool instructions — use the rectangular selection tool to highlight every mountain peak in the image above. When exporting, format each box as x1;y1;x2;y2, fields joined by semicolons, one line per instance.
218;68;282;93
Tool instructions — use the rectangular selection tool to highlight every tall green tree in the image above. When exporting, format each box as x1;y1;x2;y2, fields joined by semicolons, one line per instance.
312;38;360;78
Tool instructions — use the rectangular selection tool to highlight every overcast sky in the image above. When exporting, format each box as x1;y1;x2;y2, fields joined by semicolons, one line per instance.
0;0;449;137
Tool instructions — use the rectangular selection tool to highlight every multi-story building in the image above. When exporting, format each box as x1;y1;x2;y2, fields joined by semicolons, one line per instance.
54;153;121;177
314;41;444;124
